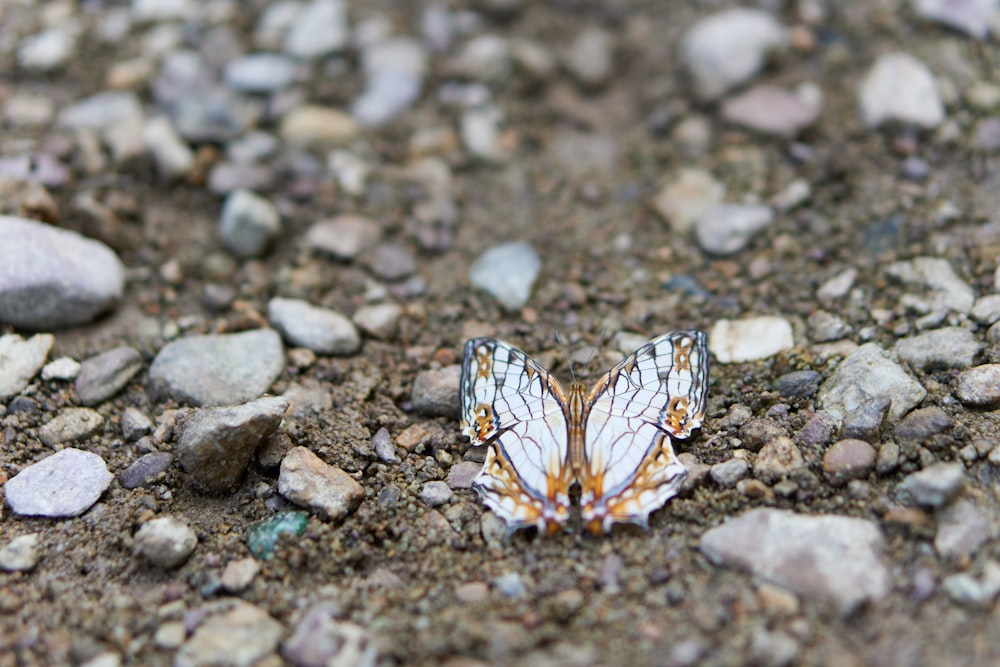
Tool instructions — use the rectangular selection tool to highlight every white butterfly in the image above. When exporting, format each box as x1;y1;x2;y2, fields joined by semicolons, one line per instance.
459;330;709;535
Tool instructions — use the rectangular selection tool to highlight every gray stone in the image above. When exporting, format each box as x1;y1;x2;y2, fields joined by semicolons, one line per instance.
368;243;416;281
0;333;53;400
822;440;876;483
283;604;377;667
352;38;426;127
352;303;402;340
885;257;975;315
452;35;512;82
447;461;482;490
75;346;143;406
935;499;994;559
912;0;996;39
0;217;125;329
894;406;954;442
284;0;349;59
148;329;285;406
876;442;900;475
143;116;194;178
419;481;454;507
175;601;283;667
0;533;42;572
817;268;858;301
175;397;288;493
896;327;983;370
695;204;774;256
411;365;461;418
816;343;926;424
971;294;1000;325
775;371;821;399
372;427;398;463
306;215;381;260
278;446;365;521
956;364;1000;408
841;395;888;443
18;27;78;71
5;448;113;518
858;53;944;129
754;437;805;483
699;508;889;615
751;628;799;667
807;310;852;343
563;27;614;88
134;516;197;569
709;317;794;363
223;53;298;93
897;462;965;509
220;189;282;259
121;407;153;442
680;8;788;100
41;357;81;381
268;298;360;355
710;458;750;487
120;452;173;489
57;91;143;132
37;407;104;447
461;107;505;162
721;85;820;137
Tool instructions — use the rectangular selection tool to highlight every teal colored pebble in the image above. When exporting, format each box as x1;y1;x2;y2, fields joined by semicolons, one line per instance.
247;511;309;560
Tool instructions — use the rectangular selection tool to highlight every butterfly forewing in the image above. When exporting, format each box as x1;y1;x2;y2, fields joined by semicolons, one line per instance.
459;338;574;533
579;330;709;532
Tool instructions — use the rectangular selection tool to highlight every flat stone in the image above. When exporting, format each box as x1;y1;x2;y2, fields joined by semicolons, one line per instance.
695;204;774;256
174;396;288;493
120;452;173;490
469;242;541;311
5;448;113;518
817;268;858;301
841;396;889;443
37;407;104;447
278;446;365;521
0;333;53;400
411;365;461;418
699;508;889;615
895;327;983;370
279;105;359;145
41;357;82;381
268;298;360;355
754;437;805;483
219;189;282;259
935;499;994;560
971;295;1000;325
680;8;788;100
894;406;954;442
858;52;944;129
885;257;975;315
134;516;197;569
775;371;821;399
223;53;298;93
148;329;285;406
75;346;143;406
822;440;876;483
306;215;382;260
447;461;482;490
955;365;1000;408
721;85;820;137
897;462;965;509
0;533;42;572
0;217;125;329
221;557;261;593
352;302;402;340
175;601;283;667
651;168;725;234
419;480;454;507
913;0;996;39
283;604;376;667
709;316;794;363
710;458;750;487
816;343;926;424
807;310;852;343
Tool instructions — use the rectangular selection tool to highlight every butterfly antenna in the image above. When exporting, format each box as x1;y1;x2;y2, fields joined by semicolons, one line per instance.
553;329;577;383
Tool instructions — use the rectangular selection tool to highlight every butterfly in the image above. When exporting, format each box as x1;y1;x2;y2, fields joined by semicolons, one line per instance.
459;330;709;535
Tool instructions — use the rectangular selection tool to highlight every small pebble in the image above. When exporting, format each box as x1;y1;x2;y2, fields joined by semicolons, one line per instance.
858;52;944;129
223;53;298;93
41;356;81;381
278;446;365;521
897;462;965;509
461;107;506;162
5;448;113;518
0;333;54;401
411;366;462;418
935;499;993;560
894;406;954;442
709;317;794;363
268;297;360;355
37;407;104;447
913;0;995;38
246;511;308;560
221;557;261;593
284;0;349;59
174;397;289;493
134;516;197;569
563;27;614;88
372;427;398;463
75;346;143;406
143;116;194;178
219;189;281;259
447;461;482;489
0;534;42;572
306;214;381;260
721;85;820;137
817;268;858;301
283;606;376;667
710;457;750;487
280;105;359;145
754;437;805;483
419;481;454;507
955;365;1000;408
120;452;173;490
895;327;983;371
695;204;774;256
774;370;821;399
174;601;283;667
353;302;403;340
807;310;852;342
651;168;724;234
368;243;416;281
816;343;926;424
822;439;876;483
121;407;153;442
885;257;975;315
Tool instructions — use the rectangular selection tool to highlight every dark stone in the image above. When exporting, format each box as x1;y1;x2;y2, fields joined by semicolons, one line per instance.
894;406;954;443
842;396;890;442
775;370;821;399
120;452;174;489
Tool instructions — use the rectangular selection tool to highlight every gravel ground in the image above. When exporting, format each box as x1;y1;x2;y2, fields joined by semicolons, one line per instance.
2;1;1000;665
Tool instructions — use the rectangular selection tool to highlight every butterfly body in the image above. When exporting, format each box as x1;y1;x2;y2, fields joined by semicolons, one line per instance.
459;330;709;535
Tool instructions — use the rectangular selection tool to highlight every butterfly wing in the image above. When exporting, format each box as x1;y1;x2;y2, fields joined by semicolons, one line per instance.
579;330;709;533
459;338;574;534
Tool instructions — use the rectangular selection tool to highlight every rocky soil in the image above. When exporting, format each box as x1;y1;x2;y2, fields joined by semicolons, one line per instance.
2;1;1000;666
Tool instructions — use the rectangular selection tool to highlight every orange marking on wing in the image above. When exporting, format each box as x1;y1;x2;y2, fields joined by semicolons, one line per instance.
475;349;492;379
474;403;495;439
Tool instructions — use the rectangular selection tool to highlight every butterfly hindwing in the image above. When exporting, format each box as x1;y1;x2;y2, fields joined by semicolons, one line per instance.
459;338;574;533
579;330;709;532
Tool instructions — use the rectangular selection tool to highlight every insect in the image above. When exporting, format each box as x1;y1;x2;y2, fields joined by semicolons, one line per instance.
459;330;709;535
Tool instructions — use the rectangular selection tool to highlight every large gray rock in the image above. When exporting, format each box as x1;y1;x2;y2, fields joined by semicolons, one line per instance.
700;508;889;615
4;448;113;518
148;329;285;406
817;343;926;424
174;396;289;493
0;216;125;329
